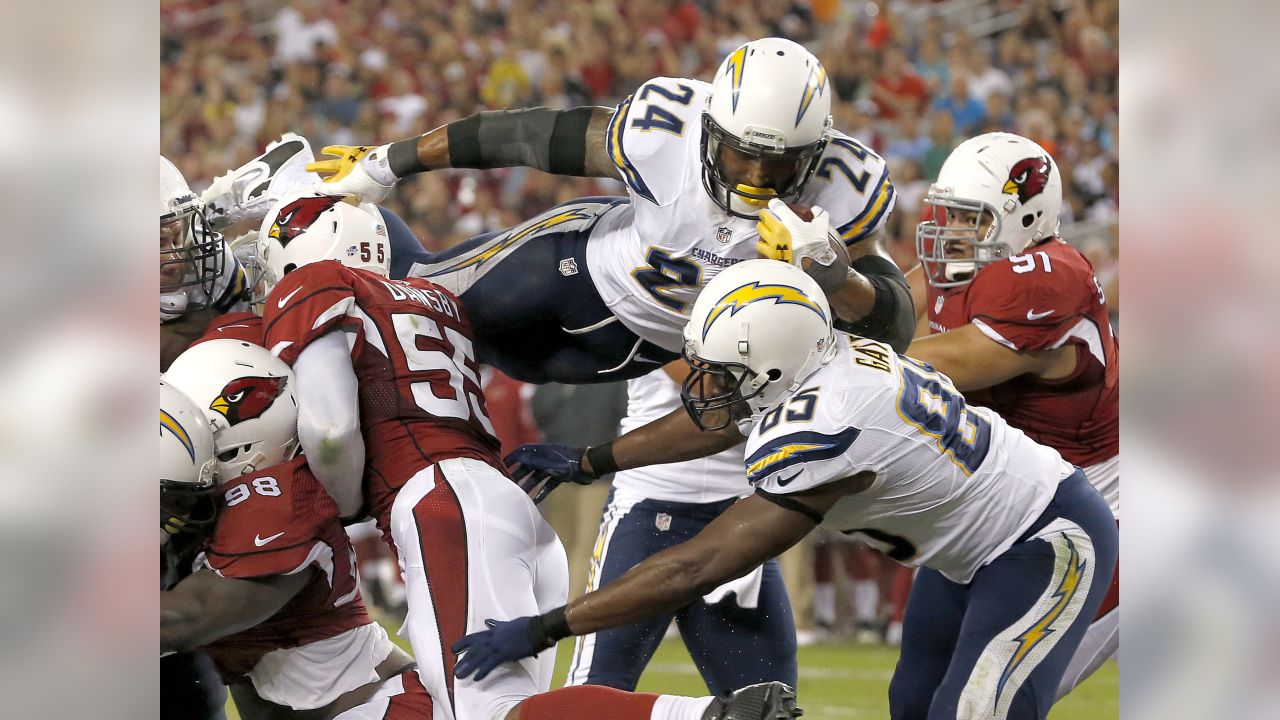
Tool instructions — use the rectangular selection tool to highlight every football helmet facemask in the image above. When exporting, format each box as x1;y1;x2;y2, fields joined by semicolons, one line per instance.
161;156;224;316
916;132;1063;288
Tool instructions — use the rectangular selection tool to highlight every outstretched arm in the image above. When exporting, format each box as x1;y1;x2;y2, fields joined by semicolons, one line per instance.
906;322;1075;391
307;106;622;202
453;486;844;680
162;568;313;653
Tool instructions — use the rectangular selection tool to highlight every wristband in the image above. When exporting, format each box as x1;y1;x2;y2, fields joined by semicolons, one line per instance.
584;443;619;477
528;606;572;649
387;138;429;177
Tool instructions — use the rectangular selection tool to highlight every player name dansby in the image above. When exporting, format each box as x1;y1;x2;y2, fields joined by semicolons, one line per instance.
381;280;460;320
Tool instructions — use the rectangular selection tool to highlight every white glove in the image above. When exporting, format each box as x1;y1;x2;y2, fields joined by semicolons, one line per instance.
756;199;849;294
202;132;319;230
306;144;399;204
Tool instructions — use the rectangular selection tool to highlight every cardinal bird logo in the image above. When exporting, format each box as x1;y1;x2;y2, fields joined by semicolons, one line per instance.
209;376;288;426
1003;157;1052;204
268;196;341;247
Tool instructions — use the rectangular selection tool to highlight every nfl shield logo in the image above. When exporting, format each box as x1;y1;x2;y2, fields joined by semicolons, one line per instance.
716;227;732;244
559;258;579;276
655;513;672;532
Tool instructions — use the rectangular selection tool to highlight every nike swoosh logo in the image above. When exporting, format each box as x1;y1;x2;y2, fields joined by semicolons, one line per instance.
254;531;286;547
633;354;663;365
276;287;302;308
776;469;803;487
1026;309;1055;321
216;324;250;332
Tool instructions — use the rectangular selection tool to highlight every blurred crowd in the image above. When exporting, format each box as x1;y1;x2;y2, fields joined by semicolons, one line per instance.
161;0;1118;290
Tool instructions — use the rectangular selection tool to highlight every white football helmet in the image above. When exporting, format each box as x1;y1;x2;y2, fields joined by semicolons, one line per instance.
160;379;218;542
703;38;833;218
201;132;320;231
161;155;224;319
162;339;299;478
916;132;1063;288
681;259;836;431
254;189;390;301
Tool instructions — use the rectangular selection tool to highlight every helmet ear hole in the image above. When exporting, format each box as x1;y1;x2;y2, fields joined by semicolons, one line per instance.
766;368;782;381
283;263;297;275
1021;214;1035;228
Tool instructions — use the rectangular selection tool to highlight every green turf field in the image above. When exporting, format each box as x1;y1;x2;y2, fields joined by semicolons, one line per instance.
225;619;1117;719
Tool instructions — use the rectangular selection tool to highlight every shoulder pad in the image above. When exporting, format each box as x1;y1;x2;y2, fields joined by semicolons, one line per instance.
804;130;895;245
606;78;710;206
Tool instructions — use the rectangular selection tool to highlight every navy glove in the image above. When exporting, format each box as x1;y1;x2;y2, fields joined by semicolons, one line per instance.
452;615;556;681
504;443;594;504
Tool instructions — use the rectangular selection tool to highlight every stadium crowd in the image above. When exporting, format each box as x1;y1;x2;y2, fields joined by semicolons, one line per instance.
161;0;1120;638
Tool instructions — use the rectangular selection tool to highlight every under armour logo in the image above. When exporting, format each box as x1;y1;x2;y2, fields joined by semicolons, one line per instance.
559;258;579;276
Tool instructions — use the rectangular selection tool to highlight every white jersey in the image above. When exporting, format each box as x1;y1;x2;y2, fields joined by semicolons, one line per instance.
612;368;749;504
747;336;1075;584
585;77;896;352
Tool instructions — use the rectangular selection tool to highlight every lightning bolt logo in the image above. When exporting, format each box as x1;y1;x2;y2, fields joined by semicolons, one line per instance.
702;281;826;341
424;209;593;277
795;64;828;126
996;535;1087;703
161;409;196;462
746;442;830;478
724;46;748;113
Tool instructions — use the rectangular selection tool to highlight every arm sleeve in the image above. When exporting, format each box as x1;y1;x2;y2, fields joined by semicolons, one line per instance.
293;330;366;519
835;255;915;354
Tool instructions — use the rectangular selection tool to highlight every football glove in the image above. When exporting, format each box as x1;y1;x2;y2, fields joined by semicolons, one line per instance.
202;132;319;231
504;443;594;504
757;198;850;295
306;144;399;204
452;615;555;681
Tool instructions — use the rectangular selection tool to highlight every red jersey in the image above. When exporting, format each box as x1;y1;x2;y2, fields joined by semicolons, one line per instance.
199;456;370;680
262;261;504;529
926;238;1119;468
194;311;264;346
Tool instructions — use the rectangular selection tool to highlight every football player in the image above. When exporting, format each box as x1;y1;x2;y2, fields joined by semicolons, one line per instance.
161;156;249;370
451;261;1118;720
161;352;424;719
254;194;801;720
159;378;227;720
308;37;914;386
907;132;1119;699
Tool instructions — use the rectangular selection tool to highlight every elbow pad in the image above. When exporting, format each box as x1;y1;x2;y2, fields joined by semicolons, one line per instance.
835;255;915;354
447;107;594;175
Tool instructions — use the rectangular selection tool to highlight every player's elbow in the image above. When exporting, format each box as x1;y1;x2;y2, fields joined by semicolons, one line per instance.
838;256;915;353
297;406;362;462
661;550;725;601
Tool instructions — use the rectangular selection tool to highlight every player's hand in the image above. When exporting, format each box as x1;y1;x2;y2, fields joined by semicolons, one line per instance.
452;616;552;681
306;144;398;204
504;443;594;504
757;199;850;294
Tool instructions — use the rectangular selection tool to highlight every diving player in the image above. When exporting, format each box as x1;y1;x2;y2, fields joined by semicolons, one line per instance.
907;133;1119;698
254;194;801;720
308;37;913;385
453;260;1118;720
